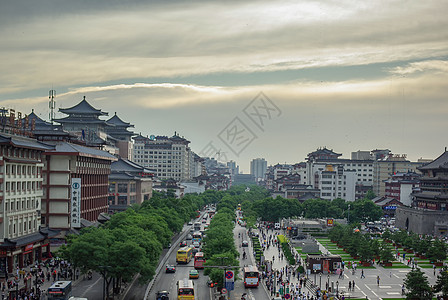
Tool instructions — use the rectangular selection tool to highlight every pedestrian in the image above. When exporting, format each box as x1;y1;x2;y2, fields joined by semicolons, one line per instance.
360;269;365;279
377;275;380;286
352;280;355;291
348;281;352;291
433;265;436;276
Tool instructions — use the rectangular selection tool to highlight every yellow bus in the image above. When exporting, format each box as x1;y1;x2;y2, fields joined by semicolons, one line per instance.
176;246;193;264
177;279;194;300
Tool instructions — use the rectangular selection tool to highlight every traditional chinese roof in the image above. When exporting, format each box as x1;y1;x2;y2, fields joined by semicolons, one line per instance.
0;133;54;151
111;157;154;174
59;97;108;116
419;150;448;171
107;113;133;128
307;147;342;160
45;141;117;161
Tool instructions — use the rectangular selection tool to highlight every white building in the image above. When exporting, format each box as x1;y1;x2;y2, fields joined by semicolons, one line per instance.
133;133;200;181
317;165;356;201
250;158;267;181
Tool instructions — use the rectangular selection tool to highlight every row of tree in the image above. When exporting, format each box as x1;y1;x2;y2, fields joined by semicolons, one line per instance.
382;229;447;263
203;199;240;288
239;186;382;224
404;266;448;299
328;225;395;264
58;189;218;298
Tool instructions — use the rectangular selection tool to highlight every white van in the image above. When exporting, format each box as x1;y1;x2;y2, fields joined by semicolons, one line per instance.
274;223;280;230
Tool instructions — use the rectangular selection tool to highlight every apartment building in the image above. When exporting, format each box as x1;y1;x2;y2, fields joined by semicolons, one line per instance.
133;133;200;181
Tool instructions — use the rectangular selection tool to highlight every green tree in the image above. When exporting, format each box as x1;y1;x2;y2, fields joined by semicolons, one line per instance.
434;266;448;297
380;241;395;264
426;239;447;263
403;268;433;299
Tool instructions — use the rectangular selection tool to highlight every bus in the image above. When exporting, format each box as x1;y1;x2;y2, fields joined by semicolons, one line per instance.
48;281;72;300
194;252;206;269
176;246;194;264
177;279;195;300
192;232;202;244
194;222;201;232
243;265;260;287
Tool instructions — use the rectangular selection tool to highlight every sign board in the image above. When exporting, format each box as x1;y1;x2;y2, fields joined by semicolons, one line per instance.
327;219;334;226
284;294;291;299
225;270;234;281
71;178;81;228
221;288;227;295
224;281;234;291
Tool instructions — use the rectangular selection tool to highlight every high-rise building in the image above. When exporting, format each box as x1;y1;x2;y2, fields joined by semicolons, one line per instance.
132;133;200;181
250;158;267;181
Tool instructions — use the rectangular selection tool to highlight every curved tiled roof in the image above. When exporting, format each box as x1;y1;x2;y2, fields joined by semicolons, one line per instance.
419;151;448;170
107;113;134;128
59;97;108;116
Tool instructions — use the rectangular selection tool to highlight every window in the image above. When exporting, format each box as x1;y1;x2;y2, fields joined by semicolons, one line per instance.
117;184;128;193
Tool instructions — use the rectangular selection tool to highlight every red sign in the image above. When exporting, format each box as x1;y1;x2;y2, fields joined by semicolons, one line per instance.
327;219;334;226
24;244;33;252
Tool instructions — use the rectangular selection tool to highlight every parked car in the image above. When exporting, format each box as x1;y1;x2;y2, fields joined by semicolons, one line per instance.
186;234;193;240
242;240;249;247
165;265;176;273
189;269;199;279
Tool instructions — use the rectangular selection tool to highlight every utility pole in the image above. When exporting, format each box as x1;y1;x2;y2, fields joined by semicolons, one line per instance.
49;89;56;125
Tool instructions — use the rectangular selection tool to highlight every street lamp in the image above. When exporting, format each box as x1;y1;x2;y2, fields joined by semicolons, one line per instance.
347;204;351;224
319;273;322;290
327;274;330;291
336;280;339;296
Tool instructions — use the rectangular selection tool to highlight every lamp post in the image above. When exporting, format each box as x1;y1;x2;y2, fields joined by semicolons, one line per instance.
319;273;322;290
327;274;330;291
347;204;351;224
336;280;339;296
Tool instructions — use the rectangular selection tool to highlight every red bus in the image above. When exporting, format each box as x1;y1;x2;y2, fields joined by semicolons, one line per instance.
243;265;259;287
194;252;206;269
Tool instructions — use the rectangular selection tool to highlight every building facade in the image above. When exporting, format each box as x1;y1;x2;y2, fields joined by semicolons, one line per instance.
133;133;199;181
250;158;267;182
384;171;421;206
42;142;116;229
396;150;448;236
108;158;153;213
0;133;57;274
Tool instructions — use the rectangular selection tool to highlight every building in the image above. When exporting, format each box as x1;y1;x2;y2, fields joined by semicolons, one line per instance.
396;150;448;236
226;160;239;177
301;148;374;201
133;133;199;181
104;112;135;160
317;165;356;201
42;142;117;229
0;133;59;274
250;158;267;182
373;196;403;217
108;158;154;214
372;154;424;197
384;171;421;206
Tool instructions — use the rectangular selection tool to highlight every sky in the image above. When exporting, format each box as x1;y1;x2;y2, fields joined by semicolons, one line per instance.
1;0;447;172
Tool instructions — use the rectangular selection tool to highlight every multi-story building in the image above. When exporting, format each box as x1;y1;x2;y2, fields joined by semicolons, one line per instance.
305;148;370;201
0;132;58;274
226;161;239;177
133;133;198;181
384;171;421;206
372;154;424;197
250;158;267;182
108;158;153;214
317;165;356;201
41;141;117;229
396;150;448;236
104;112;135;160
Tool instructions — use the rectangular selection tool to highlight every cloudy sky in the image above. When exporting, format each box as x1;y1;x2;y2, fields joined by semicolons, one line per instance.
1;0;447;172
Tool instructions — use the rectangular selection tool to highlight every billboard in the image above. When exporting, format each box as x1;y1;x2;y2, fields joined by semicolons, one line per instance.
71;178;81;228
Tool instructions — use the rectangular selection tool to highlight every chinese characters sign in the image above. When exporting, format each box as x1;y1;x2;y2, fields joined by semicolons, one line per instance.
71;178;81;228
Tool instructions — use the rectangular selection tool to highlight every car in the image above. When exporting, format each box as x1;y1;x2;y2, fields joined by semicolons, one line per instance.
188;221;193;225
189;269;199;279
242;240;249;247
165;265;176;273
186;234;193;240
192;241;200;248
202;219;206;223
179;240;187;247
156;290;169;300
